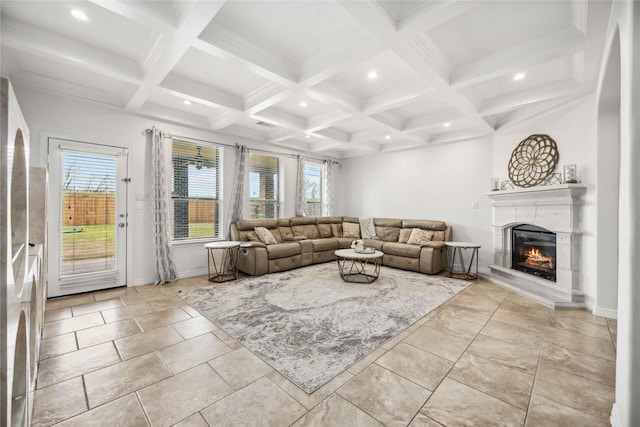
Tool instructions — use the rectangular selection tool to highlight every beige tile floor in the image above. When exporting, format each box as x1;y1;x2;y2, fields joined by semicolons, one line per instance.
33;275;617;426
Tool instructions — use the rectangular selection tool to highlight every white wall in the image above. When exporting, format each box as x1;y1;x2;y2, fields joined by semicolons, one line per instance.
604;1;640;425
492;98;600;308
14;85;338;286
340;138;494;271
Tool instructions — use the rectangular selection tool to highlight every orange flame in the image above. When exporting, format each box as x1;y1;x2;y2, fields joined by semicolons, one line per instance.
523;247;554;270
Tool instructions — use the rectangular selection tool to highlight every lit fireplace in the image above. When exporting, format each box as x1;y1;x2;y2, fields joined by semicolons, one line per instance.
512;224;556;282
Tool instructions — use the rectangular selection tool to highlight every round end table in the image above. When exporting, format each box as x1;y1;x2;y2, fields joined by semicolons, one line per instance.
445;242;481;280
205;241;241;283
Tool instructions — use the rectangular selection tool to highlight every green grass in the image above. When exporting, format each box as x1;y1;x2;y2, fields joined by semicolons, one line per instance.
62;224;115;260
188;223;215;239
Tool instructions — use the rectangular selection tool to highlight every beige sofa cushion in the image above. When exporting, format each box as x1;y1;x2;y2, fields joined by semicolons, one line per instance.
431;230;446;241
383;242;421;258
398;228;412;243
312;239;339;252
266;242;301;259
317;224;333;238
331;223;343;237
343;222;360;238
279;227;294;241
292;224;319;239
407;228;434;245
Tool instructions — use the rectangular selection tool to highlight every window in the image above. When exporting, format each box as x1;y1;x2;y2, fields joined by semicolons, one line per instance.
171;140;223;241
249;153;280;219
304;161;323;216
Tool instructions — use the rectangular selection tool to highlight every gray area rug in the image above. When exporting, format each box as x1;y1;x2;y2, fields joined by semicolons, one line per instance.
178;263;471;393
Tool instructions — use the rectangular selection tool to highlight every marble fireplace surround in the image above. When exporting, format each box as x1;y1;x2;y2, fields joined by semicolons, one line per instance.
488;184;587;308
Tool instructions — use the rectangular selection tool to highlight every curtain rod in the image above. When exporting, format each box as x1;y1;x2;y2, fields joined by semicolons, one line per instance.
143;127;339;164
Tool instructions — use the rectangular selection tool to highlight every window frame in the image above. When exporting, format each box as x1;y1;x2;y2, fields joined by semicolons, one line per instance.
170;139;224;243
303;160;324;217
249;152;283;219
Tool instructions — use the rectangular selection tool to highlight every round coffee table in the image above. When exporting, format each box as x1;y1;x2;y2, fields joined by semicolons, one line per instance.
335;249;383;283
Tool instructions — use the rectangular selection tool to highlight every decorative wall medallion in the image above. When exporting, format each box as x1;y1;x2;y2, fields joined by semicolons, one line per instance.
508;134;559;188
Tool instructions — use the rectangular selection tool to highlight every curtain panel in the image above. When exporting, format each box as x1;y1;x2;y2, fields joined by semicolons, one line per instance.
295;155;307;217
227;144;247;236
149;128;178;284
323;160;335;217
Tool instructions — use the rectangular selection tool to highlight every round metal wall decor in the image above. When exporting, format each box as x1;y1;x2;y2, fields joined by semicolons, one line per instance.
508;134;559;188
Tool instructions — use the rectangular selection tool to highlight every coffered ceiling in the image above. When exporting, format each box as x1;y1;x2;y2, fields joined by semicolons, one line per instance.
0;1;611;158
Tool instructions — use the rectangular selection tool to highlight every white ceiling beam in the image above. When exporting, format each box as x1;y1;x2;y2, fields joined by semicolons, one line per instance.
160;75;244;111
244;83;291;115
306;111;352;133
450;26;585;88
125;1;227;110
1;19;142;83
428;128;493;145
138;102;210;128
479;79;581;116
362;83;432;115
208;110;244;131
307;84;362;114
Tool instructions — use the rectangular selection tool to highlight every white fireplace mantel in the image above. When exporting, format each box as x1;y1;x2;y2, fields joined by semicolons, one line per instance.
487;184;587;308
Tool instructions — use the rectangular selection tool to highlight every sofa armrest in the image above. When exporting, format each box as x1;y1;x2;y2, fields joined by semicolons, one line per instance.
421;241;447;249
285;236;307;241
240;241;267;249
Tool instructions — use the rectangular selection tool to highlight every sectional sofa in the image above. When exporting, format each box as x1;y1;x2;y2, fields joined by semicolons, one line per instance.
229;216;451;276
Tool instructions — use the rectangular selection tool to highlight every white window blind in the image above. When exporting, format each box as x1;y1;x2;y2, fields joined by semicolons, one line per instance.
171;140;223;240
304;161;323;216
60;151;117;276
249;153;280;219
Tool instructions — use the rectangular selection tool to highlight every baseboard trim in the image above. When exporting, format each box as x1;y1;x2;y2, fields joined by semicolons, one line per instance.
594;306;618;319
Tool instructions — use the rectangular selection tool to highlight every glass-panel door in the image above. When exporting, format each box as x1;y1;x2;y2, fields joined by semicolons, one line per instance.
47;138;128;297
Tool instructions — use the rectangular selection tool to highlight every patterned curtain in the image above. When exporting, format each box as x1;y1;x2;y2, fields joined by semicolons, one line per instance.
227;144;247;238
295;155;307;217
149;128;178;284
323;160;335;217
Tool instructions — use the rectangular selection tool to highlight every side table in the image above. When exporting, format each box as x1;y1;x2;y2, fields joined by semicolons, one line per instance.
205;241;241;283
445;241;481;280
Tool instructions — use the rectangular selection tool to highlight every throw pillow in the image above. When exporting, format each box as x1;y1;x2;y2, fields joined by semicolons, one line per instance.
407;228;434;245
359;217;378;239
254;227;277;245
398;228;412;243
331;223;343;238
317;224;333;238
342;222;361;238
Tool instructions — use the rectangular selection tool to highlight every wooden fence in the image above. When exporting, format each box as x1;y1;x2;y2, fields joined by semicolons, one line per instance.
63;193;214;225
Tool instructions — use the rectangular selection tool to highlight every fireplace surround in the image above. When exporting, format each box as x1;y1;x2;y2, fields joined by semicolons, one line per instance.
488;184;586;308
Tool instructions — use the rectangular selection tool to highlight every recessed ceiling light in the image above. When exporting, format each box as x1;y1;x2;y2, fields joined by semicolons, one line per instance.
183;100;192;105
443;122;451;128
305;134;311;138
513;72;526;81
367;70;378;80
385;135;391;140
71;9;88;21
299;101;308;107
